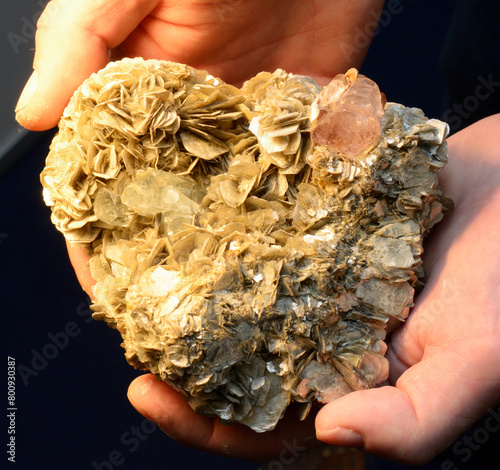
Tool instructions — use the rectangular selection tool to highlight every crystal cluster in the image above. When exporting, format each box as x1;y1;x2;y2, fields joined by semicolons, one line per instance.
311;68;386;158
41;58;451;432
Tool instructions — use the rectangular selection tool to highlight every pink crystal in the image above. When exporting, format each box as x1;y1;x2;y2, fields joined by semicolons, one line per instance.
311;70;385;159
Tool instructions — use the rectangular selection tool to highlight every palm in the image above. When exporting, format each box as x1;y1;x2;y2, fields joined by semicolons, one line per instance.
114;0;384;86
391;114;500;390
17;0;384;131
378;115;500;461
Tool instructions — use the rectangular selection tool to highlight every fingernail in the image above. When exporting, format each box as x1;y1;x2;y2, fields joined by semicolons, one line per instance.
127;377;153;415
15;70;39;114
316;427;364;448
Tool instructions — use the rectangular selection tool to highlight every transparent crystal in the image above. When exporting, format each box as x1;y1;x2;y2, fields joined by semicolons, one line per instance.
311;69;385;158
121;168;205;217
94;188;131;227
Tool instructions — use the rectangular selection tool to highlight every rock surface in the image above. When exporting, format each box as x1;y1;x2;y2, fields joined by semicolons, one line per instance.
41;58;452;432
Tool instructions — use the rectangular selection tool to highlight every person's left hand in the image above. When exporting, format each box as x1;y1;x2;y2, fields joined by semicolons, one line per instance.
315;114;500;463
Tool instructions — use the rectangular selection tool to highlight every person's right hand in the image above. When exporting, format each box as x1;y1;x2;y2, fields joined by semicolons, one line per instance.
316;114;500;463
15;0;384;131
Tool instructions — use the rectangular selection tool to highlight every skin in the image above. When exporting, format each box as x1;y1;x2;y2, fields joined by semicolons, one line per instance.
17;0;500;465
316;115;500;463
66;116;500;464
15;0;384;130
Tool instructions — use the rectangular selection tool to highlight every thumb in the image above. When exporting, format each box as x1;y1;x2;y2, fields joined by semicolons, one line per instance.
315;348;498;465
316;385;430;464
15;0;160;131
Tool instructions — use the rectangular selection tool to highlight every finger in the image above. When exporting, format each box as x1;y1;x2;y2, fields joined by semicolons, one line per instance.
15;0;160;131
128;374;319;461
384;294;425;383
66;241;95;298
315;346;498;465
436;114;500;207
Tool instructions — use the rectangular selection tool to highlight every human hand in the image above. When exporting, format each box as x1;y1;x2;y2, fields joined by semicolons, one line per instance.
15;0;384;131
31;0;500;464
66;109;500;464
315;114;500;464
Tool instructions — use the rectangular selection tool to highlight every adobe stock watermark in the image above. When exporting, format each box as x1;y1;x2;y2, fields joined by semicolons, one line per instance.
91;418;158;469
442;74;500;132
7;0;71;54
16;299;93;385
258;437;311;470
416;277;463;327
214;0;245;22
440;405;500;470
341;0;413;61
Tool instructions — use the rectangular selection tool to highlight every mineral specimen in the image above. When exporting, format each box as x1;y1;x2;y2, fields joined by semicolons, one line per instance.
41;58;452;432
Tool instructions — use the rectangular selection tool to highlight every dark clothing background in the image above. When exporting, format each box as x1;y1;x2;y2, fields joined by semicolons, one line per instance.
440;0;500;132
2;1;498;469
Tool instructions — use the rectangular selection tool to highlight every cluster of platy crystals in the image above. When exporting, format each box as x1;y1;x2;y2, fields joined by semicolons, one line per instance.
42;58;451;432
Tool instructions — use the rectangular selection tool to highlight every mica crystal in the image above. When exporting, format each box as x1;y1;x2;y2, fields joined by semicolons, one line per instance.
41;58;452;432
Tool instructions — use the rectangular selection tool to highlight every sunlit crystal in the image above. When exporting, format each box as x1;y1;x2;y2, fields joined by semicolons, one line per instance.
41;58;452;433
311;69;385;159
94;188;130;227
121;168;204;217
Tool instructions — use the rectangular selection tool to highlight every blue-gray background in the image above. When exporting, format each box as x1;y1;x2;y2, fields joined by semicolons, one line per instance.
2;1;499;469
